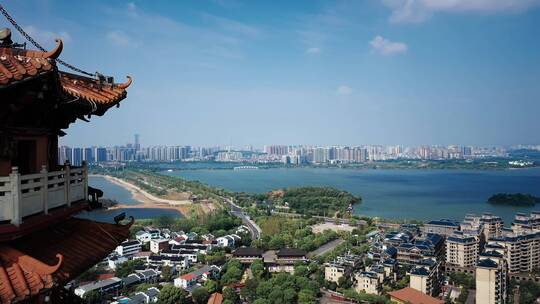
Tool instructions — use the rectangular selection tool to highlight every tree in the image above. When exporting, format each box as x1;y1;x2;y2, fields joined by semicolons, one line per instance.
204;279;218;294
116;259;144;278
135;283;158;292
294;264;310;277
192;287;210;304
223;287;240;304
161;265;173;281
240;278;258;302
283;288;297;303
338;276;352;289
83;290;101;304
250;259;266;279
157;285;189;304
253;300;270;304
297;289;317;304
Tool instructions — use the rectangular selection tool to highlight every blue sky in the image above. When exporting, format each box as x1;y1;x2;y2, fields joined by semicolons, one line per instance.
4;0;540;147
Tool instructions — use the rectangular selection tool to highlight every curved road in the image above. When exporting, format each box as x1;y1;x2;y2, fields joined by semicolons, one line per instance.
223;198;261;240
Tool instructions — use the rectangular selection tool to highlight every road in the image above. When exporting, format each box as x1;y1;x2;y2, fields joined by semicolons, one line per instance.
223;198;262;240
308;238;345;258
319;289;355;304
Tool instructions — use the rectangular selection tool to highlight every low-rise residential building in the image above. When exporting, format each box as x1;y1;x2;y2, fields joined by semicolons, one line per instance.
232;247;264;264
74;277;123;298
174;265;221;290
476;250;507;304
422;219;460;237
107;255;128;270
148;255;190;269
324;254;362;283
113;287;160;304
136;231;153;243
150;238;170;254
115;240;142;257
388;287;444;304
355;271;382;295
268;248;308;273
216;234;241;248
397;234;444;265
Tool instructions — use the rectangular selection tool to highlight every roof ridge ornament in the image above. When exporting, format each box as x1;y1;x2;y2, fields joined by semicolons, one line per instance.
43;39;63;59
0;246;63;275
117;75;132;89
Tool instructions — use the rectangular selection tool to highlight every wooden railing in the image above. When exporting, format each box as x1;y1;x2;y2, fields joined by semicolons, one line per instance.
0;161;88;226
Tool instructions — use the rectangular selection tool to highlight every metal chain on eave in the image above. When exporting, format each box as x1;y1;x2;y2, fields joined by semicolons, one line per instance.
0;4;96;77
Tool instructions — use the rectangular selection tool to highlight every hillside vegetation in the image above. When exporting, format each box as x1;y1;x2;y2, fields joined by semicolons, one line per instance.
270;186;361;216
487;193;540;206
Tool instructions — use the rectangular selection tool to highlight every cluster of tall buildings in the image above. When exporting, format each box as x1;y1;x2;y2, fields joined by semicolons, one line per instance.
266;144;507;164
58;135;509;165
424;212;540;304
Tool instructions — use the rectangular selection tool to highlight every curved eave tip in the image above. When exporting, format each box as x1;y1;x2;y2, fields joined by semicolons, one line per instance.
44;39;63;59
117;75;133;89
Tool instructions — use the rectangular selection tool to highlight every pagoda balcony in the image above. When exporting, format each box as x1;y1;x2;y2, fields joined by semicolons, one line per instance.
0;162;88;226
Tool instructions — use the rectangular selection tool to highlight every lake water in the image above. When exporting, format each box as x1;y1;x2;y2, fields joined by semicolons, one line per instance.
163;167;540;223
84;176;183;221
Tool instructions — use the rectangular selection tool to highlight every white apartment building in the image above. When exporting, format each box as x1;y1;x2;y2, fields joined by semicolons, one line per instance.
446;233;479;270
150;238;169;254
476;251;507;304
355;271;381;295
115;240;142;257
409;258;443;297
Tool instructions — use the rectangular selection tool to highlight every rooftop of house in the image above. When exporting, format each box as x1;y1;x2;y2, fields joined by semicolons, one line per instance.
388;287;445;304
477;258;499;269
207;292;223;304
77;277;122;292
426;219;459;227
276;248;307;258
233;247;264;257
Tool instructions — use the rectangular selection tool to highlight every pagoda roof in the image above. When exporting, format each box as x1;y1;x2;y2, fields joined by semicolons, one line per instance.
0;39;61;85
0;38;132;127
0;217;133;303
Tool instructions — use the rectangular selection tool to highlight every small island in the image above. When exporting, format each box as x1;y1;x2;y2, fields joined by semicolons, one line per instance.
268;186;361;216
487;193;540;206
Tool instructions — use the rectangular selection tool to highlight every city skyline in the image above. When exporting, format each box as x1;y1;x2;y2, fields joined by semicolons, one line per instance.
4;0;540;147
58;139;525;166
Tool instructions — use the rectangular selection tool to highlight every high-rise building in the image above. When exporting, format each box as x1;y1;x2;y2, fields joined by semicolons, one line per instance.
72;147;83;166
480;214;504;240
134;134;140;151
95;147;108;162
83;148;94;163
409;258;443;297
446;232;479;270
476;250;507;304
489;221;540;274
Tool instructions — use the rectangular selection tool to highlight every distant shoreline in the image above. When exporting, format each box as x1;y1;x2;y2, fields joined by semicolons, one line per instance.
89;174;192;215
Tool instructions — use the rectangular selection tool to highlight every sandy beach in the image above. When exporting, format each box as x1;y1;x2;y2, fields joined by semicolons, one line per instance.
90;174;216;216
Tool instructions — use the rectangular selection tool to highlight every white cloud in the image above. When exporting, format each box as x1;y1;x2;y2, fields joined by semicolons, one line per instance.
369;35;407;55
106;30;134;47
306;47;321;55
381;0;540;23
201;13;260;38
337;85;353;96
24;26;71;45
127;2;138;17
